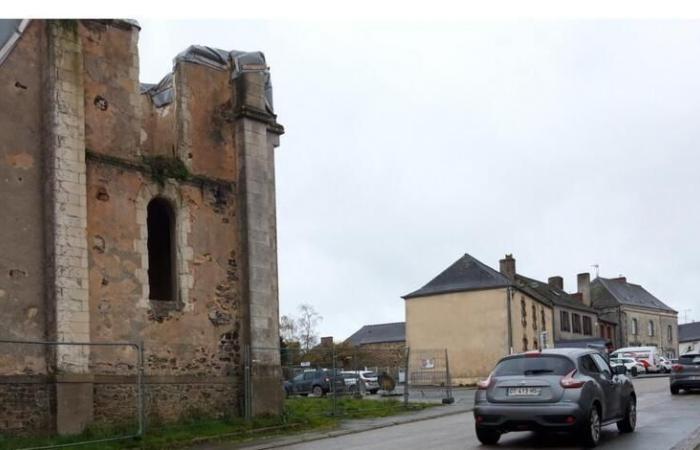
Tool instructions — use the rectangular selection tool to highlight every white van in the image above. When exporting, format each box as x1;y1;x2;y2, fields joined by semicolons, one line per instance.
611;346;661;373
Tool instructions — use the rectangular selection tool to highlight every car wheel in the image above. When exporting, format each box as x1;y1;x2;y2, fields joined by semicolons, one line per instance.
581;406;601;447
370;389;378;395
475;427;501;445
617;396;636;433
631;367;637;377
312;385;324;397
670;386;680;395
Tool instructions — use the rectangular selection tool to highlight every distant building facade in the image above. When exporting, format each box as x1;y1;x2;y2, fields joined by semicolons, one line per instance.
591;277;678;358
678;322;700;355
403;254;556;384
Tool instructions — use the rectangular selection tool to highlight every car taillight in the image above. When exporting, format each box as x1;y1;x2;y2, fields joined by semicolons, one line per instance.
672;364;684;372
560;369;585;389
477;373;492;390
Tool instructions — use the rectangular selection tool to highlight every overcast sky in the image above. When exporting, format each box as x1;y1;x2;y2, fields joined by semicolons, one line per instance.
137;20;700;339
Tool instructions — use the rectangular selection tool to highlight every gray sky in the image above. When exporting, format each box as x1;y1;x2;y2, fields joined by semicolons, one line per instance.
137;20;700;339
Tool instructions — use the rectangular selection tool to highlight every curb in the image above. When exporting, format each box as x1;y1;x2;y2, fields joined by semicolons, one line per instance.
235;407;472;450
671;423;700;450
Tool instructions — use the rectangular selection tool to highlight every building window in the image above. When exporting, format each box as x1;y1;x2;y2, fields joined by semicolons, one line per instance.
522;337;528;351
533;338;539;350
532;304;537;330
541;308;546;332
667;325;673;343
631;318;638;336
561;311;571;332
521;298;527;327
147;197;176;301
572;313;582;334
648;320;655;337
583;316;592;336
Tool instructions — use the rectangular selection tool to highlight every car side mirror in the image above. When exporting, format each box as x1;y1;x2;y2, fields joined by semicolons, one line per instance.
613;365;627;375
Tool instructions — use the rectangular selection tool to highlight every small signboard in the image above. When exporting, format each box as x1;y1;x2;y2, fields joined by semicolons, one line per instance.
300;361;311;367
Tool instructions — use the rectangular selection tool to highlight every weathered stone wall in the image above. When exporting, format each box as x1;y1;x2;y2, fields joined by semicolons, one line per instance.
0;380;55;437
0;21;48;371
0;18;283;436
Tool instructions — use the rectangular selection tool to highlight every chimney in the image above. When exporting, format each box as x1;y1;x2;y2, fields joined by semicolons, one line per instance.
548;276;563;290
571;293;584;302
577;272;591;306
612;276;627;283
499;254;516;280
320;336;333;347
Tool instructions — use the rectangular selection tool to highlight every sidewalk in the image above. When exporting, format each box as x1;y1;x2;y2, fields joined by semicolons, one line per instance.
192;402;473;450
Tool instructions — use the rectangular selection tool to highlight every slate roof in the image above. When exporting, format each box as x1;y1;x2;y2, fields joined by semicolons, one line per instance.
346;322;405;345
515;274;596;313
591;277;676;313
679;322;700;343
403;253;511;299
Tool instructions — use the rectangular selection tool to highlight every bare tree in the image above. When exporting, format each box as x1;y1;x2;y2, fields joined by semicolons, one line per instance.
297;303;322;351
279;314;298;343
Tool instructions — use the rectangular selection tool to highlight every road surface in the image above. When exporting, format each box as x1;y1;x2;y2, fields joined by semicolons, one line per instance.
284;376;700;450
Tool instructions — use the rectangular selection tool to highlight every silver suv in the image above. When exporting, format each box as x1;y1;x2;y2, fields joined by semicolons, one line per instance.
670;352;700;394
474;348;636;447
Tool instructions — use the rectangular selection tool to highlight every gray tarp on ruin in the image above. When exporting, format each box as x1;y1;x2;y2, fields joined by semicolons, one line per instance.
141;45;275;113
0;19;30;66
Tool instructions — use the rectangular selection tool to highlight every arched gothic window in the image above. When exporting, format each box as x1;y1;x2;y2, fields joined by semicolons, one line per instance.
147;197;176;301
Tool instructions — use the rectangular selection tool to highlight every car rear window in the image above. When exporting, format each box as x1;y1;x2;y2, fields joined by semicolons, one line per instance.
679;355;700;365
493;355;575;376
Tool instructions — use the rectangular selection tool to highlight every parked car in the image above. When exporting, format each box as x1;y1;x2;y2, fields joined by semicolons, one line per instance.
610;357;645;377
284;369;345;397
658;357;672;374
341;370;380;394
670;353;700;395
611;346;661;373
474;348;636;447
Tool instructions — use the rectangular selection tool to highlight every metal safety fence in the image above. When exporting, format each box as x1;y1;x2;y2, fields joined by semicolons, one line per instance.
0;339;143;450
246;344;453;420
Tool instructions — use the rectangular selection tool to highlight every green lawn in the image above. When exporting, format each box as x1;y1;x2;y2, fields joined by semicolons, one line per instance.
0;397;433;450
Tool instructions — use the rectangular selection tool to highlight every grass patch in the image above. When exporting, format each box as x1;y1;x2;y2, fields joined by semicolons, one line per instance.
0;397;434;450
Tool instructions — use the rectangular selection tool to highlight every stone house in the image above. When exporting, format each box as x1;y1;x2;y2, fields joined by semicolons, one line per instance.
403;253;556;384
345;322;406;369
0;19;283;436
678;322;700;355
591;277;678;358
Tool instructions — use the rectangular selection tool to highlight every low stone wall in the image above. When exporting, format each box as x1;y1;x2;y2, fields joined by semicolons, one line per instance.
0;375;239;437
0;378;55;437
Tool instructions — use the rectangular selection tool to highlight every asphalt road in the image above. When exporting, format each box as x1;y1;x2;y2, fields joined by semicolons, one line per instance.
284;376;700;450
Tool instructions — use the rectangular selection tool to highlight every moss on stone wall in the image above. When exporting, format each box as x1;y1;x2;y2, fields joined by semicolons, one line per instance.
142;156;190;186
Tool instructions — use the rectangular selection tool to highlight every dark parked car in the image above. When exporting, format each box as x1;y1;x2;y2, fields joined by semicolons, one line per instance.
284;369;347;397
473;348;636;447
670;353;700;395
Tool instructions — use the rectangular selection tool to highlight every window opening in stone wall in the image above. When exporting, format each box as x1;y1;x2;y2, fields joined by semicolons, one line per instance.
668;325;673;342
648;320;655;337
561;311;570;332
521;298;527;327
541;308;546;331
522;337;528;351
532;304;537;330
147;197;176;301
583;316;592;336
631;318;638;336
572;313;582;334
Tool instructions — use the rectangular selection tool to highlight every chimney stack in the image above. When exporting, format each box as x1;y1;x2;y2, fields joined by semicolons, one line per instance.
571;293;584;302
320;336;333;347
612;276;627;283
499;254;516;280
548;276;563;290
577;272;591;306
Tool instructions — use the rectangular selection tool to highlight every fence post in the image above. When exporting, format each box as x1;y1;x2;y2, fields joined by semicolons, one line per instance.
137;340;146;436
331;344;337;416
443;348;454;404
244;344;252;420
403;346;410;407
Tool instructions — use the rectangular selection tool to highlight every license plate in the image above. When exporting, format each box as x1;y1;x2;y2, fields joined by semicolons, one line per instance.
507;387;541;396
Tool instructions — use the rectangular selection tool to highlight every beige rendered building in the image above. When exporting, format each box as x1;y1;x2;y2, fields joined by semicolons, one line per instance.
403;254;555;385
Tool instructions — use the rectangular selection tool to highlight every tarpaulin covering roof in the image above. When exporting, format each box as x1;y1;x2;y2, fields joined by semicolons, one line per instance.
141;45;275;112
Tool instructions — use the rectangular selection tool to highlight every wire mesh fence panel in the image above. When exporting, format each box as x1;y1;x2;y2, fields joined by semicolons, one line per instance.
266;343;411;420
406;348;454;404
0;339;143;450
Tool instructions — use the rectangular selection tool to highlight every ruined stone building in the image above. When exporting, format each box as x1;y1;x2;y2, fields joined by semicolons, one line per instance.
0;19;283;435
